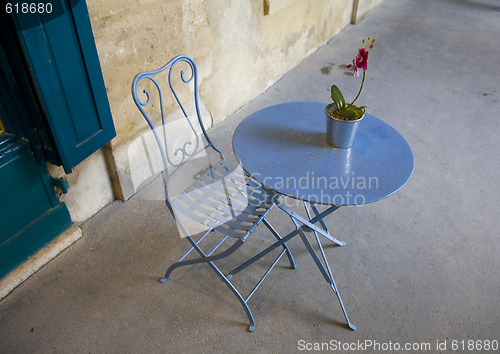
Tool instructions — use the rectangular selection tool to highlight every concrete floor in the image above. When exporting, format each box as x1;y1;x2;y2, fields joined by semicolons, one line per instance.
1;0;499;352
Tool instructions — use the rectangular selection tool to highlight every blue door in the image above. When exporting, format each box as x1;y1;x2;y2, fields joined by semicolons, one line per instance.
1;0;116;278
0;21;71;278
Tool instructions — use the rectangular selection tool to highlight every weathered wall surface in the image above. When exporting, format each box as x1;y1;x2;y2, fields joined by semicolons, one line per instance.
356;0;384;21
58;0;383;223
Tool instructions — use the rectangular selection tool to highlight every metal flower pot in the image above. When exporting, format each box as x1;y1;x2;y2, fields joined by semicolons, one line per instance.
325;103;364;148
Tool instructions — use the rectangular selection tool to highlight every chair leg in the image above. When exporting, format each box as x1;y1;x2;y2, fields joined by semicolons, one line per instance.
160;238;244;282
160;236;257;331
263;218;298;269
205;260;257;332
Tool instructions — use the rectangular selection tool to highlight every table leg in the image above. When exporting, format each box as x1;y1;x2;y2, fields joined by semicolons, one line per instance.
303;202;346;246
225;199;357;330
289;217;357;331
277;203;346;246
228;202;342;277
226;228;302;278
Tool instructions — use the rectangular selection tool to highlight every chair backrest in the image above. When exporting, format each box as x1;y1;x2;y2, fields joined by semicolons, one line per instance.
132;55;224;206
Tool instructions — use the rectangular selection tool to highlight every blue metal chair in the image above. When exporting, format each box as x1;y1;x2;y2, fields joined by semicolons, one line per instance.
131;55;297;331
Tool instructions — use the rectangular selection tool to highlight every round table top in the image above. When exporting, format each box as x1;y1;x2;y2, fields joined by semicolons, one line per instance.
232;102;414;206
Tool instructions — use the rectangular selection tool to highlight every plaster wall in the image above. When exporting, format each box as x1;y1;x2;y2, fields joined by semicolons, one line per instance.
57;0;383;222
48;151;114;223
355;0;384;21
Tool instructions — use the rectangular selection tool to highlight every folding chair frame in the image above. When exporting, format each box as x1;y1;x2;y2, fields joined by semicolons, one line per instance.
132;55;298;331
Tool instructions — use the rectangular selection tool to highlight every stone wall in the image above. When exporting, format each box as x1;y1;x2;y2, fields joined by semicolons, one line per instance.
56;0;382;223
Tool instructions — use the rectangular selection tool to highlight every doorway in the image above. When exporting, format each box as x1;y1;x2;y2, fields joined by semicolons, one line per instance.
0;16;71;279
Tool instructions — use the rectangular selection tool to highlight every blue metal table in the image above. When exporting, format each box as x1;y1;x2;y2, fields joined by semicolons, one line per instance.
232;101;414;330
233;102;413;206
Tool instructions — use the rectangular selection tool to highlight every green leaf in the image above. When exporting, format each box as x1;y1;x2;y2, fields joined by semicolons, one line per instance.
330;85;346;111
351;106;366;118
338;109;357;120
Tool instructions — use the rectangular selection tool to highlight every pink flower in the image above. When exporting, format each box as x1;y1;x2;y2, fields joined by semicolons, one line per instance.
347;59;359;77
355;47;369;71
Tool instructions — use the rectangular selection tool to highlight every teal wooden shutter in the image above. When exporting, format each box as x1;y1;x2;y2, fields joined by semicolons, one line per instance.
11;0;115;173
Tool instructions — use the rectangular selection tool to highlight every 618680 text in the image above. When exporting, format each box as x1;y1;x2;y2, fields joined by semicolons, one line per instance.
5;2;53;14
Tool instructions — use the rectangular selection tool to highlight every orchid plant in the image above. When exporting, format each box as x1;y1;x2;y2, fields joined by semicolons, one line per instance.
326;37;375;121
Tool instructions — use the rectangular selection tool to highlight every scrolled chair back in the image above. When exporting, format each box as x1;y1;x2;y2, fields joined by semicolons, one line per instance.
132;55;225;205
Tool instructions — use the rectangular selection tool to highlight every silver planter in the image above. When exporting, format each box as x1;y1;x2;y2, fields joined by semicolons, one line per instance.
325;103;364;148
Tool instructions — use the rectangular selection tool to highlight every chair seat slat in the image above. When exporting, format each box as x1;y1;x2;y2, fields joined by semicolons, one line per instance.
219;160;264;190
176;182;265;225
212;224;248;238
171;199;218;227
194;177;252;210
213;213;253;231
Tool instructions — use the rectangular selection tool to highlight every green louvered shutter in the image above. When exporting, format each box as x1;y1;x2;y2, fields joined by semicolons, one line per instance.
11;0;115;173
